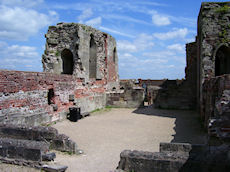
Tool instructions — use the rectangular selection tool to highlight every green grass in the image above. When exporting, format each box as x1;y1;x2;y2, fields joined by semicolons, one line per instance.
90;106;113;114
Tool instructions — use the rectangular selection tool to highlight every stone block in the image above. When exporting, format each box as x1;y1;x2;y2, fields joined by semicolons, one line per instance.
117;150;188;172
0;138;49;162
160;142;192;154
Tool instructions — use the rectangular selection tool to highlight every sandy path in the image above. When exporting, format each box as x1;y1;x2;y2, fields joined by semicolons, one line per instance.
52;107;206;172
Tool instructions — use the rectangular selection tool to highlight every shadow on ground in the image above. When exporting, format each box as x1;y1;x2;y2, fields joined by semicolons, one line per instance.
132;105;207;144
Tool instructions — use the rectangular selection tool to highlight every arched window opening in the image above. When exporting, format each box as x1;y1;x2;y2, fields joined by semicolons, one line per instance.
113;47;116;63
215;45;230;76
48;88;54;105
61;49;73;75
89;35;97;78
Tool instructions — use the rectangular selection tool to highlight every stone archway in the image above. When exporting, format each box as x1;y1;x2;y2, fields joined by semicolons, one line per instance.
215;45;230;76
61;49;74;75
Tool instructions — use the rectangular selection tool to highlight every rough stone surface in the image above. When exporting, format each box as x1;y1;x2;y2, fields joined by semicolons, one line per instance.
117;149;188;172
106;80;145;108
0;70;111;126
197;2;230;118
0;23;121;126
0;138;49;162
0;124;78;154
117;143;230;172
42;23;119;90
202;75;230;144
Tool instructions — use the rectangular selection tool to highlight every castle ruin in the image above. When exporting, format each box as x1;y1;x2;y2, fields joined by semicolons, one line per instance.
0;2;230;171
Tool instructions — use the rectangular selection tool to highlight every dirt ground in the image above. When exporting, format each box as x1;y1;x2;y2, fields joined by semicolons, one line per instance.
51;106;207;172
0;106;207;172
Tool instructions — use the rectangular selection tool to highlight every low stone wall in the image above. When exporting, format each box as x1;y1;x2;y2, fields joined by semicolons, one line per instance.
106;80;144;108
0;138;49;162
0;124;78;154
116;143;230;172
117;149;187;172
154;80;196;110
0;70;107;126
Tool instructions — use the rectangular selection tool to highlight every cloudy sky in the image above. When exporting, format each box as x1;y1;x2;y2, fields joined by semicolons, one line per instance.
0;0;226;79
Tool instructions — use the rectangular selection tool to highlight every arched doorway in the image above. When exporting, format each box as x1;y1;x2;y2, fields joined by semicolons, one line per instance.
215;45;230;76
61;49;73;75
89;35;97;78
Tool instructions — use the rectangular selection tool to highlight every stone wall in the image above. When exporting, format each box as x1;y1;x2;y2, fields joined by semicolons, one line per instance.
197;2;230;112
106;80;144;108
116;143;230;172
0;124;78;154
0;23;122;126
0;70;107;126
154;42;197;110
42;23;119;91
202;74;230;143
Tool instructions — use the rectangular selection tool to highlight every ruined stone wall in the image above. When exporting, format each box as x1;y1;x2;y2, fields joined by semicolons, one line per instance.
137;79;166;87
42;23;119;90
0;70;106;126
197;2;230;111
0;23;121;126
106;80;144;108
154;42;197;110
202;74;230;143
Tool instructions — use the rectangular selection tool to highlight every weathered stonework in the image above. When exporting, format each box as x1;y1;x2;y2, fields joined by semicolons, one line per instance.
42;23;119;90
154;42;197;110
106;80;145;108
0;23;121;126
116;143;230;172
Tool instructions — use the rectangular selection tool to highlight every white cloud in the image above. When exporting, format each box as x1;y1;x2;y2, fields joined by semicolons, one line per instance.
0;5;58;40
78;8;93;23
117;41;137;52
7;45;39;57
167;44;185;53
143;51;175;59
1;0;44;8
151;11;171;26
169;16;196;28
153;28;188;40
0;41;40;71
102;14;151;25
85;17;102;28
99;26;135;38
117;33;154;53
135;33;154;50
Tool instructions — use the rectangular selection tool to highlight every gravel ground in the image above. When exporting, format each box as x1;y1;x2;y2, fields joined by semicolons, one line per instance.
52;106;207;172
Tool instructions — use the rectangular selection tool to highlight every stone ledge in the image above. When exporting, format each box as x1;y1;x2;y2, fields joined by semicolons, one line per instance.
0;138;49;162
0;124;78;154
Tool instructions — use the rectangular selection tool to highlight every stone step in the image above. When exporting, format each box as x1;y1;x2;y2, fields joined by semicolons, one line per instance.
0;138;49;162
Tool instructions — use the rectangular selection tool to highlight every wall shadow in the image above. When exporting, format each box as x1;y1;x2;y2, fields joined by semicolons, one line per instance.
132;105;207;144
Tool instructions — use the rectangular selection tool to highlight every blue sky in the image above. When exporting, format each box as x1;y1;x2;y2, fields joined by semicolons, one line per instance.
0;0;227;79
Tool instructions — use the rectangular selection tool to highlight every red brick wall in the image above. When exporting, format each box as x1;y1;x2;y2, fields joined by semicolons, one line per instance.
0;70;107;125
107;54;117;82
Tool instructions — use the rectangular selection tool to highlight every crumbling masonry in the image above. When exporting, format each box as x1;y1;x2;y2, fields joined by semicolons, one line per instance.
0;23;122;126
1;2;230;171
116;2;230;172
